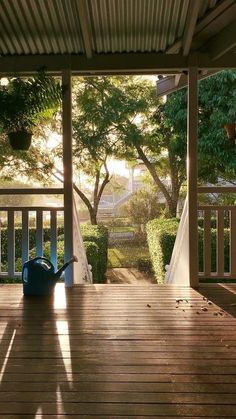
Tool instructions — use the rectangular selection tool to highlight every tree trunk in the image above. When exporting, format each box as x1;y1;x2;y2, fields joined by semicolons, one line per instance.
135;145;177;217
89;208;98;225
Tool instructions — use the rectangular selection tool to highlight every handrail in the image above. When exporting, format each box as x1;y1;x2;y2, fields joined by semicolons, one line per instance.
0;188;64;195
198;205;236;210
0;206;64;211
198;186;236;193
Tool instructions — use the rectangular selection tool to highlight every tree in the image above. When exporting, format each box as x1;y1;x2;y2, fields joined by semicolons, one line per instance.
115;80;186;217
198;70;236;183
124;70;236;217
71;76;187;219
121;189;164;229
71;76;149;224
63;71;236;223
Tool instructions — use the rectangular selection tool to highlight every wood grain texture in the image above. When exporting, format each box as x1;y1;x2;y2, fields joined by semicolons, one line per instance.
0;283;236;417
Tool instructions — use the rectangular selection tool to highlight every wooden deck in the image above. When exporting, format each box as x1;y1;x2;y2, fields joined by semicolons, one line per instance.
1;283;236;418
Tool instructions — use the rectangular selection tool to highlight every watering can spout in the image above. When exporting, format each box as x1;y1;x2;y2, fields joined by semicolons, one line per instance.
54;255;78;280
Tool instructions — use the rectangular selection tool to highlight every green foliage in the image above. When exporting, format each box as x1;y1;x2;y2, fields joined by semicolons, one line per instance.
0;227;64;266
121;189;165;227
0;71;62;134
198;228;230;273
80;224;108;283
164;70;236;184
146;218;179;283
71;76;156;223
83;241;99;282
147;217;231;283
0;225;108;284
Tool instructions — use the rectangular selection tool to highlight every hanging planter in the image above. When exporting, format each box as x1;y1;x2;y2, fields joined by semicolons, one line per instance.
8;131;32;151
0;70;62;151
224;123;236;140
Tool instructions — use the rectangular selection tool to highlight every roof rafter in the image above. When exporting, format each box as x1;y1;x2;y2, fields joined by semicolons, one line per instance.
182;0;201;56
205;19;236;59
76;0;93;59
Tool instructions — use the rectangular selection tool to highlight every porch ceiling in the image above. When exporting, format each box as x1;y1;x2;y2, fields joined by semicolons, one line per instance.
0;0;236;76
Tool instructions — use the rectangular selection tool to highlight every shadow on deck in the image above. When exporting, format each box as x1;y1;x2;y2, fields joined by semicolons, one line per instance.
0;283;236;417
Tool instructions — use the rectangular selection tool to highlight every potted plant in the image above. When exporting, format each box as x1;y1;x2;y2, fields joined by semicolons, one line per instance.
0;70;62;150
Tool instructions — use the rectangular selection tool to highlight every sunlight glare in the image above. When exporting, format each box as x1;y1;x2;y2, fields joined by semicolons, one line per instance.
54;284;67;309
56;321;73;386
0;329;16;383
47;132;61;149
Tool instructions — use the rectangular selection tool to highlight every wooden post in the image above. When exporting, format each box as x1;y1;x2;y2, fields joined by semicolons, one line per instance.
187;66;199;287
62;69;74;287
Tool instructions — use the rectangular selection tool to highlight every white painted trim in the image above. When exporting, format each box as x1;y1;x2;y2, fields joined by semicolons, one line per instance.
188;66;199;287
62;69;74;287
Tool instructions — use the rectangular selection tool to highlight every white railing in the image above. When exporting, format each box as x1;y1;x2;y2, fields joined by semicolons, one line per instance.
198;186;236;280
166;187;236;284
198;205;236;279
0;206;64;277
0;188;90;282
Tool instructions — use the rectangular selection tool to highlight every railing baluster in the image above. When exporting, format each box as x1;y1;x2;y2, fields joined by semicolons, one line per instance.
204;209;211;276
217;208;224;276
230;208;236;276
50;210;57;269
7;210;15;277
22;210;29;264
0;214;2;272
36;210;43;257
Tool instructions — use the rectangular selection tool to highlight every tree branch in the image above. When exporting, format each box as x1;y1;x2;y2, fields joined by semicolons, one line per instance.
135;144;172;205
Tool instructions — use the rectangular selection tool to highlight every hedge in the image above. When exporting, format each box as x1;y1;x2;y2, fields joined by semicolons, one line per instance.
0;224;108;284
83;241;99;282
0;227;64;263
146;218;231;283
81;224;108;283
146;219;179;283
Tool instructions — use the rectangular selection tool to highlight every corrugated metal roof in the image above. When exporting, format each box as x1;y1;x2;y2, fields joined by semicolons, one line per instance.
0;0;221;56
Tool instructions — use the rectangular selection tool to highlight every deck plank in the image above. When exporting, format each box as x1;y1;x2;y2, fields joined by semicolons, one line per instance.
0;283;236;417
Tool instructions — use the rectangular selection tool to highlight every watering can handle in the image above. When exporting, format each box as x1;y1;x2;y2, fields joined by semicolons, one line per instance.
33;257;54;267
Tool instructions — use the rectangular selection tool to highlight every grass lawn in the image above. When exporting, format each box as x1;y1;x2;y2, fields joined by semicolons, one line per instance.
109;226;137;233
108;245;150;268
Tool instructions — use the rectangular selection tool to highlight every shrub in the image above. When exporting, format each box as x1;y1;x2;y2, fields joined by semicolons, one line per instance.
0;227;64;263
146;218;179;283
147;218;231;283
198;227;230;273
81;224;108;283
1;224;108;283
83;241;99;281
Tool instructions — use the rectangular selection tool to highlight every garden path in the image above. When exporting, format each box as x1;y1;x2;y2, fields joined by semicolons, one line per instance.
106;268;155;284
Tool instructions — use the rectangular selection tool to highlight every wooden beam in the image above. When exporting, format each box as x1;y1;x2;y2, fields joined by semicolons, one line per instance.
0;188;63;195
156;70;218;97
182;0;201;56
76;0;93;59
62;69;74;287
205;19;236;59
1;52;236;76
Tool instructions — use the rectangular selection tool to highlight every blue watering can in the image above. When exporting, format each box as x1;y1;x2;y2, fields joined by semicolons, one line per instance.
22;255;78;296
